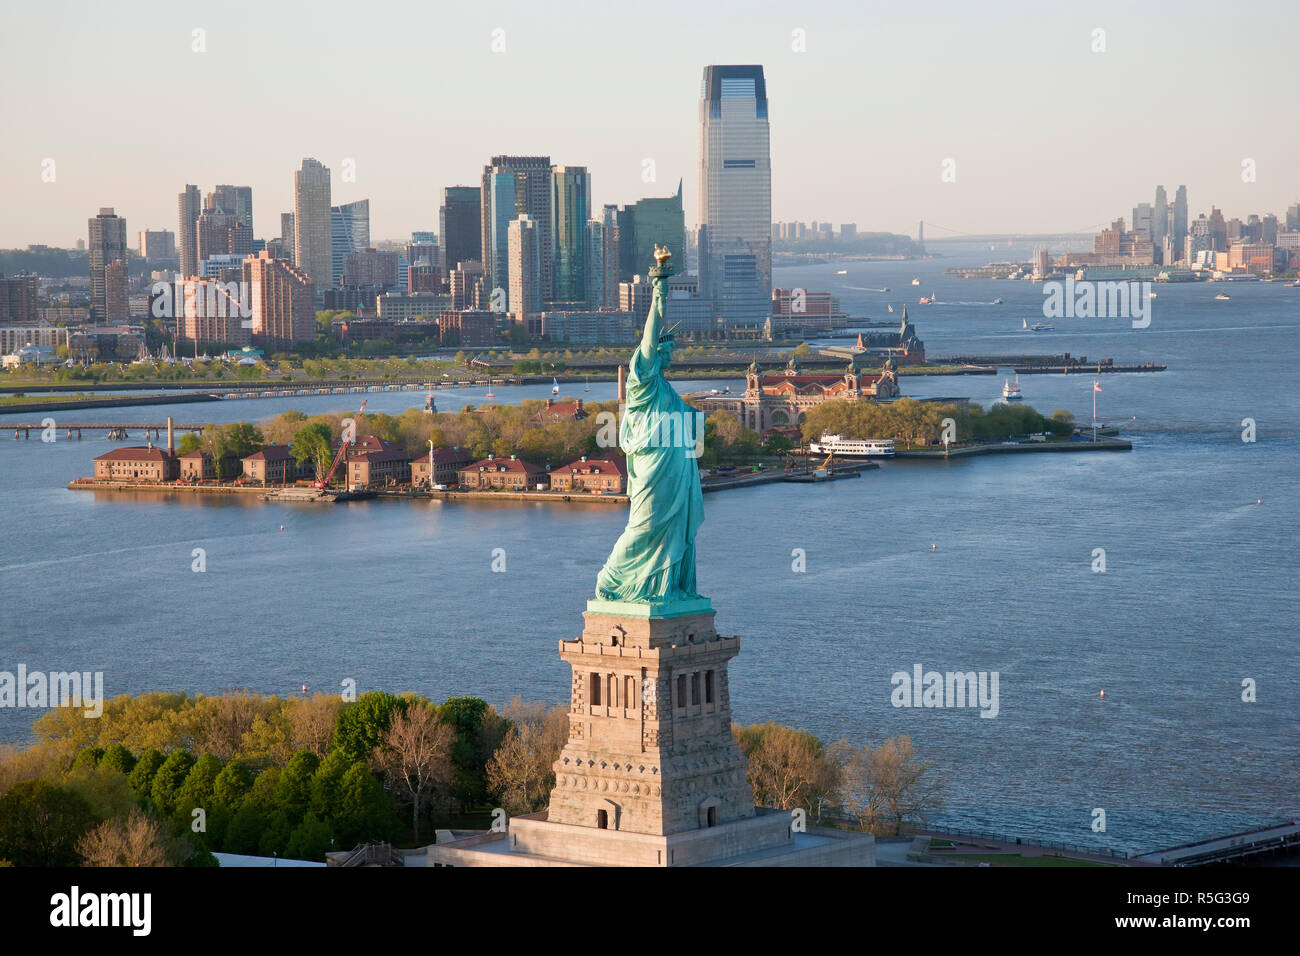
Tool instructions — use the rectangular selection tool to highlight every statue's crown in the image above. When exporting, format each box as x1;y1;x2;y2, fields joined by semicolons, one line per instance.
657;320;682;343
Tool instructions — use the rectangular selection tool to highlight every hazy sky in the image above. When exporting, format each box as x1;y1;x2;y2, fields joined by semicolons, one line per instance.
2;0;1297;248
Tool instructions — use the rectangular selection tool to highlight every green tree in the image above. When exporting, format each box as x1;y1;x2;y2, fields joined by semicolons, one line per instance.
150;750;196;815
334;764;399;847
127;749;166;799
331;692;409;764
175;431;202;456
0;779;96;866
72;746;104;770
212;758;254;810
292;421;333;481
274;751;321;823
285;812;334;861
223;422;265;458
762;433;793;456
437;697;498;812
257;809;293;857
309;750;354;819
174;754;222;821
223;803;268;855
100;743;137;776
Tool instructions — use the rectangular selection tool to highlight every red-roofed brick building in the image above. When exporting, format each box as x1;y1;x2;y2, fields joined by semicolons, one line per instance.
531;398;590;424
178;448;242;481
549;456;627;493
346;446;411;488
242;444;303;485
458;454;549;490
93;446;179;482
411;446;472;487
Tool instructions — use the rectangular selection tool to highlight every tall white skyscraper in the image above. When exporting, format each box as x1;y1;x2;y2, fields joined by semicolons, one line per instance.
698;65;771;330
508;214;540;322
294;159;332;292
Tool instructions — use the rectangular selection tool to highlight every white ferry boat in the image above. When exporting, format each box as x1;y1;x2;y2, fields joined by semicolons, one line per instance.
1002;376;1023;401
809;434;896;458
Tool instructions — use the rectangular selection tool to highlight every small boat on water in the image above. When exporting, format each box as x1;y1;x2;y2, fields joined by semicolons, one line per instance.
836;269;847;275
1214;293;1231;301
992;297;1003;305
584;376;589;393
911;278;921;286
423;393;436;413
1002;376;1023;401
485;378;495;399
919;292;937;304
809;434;895;458
1149;291;1157;299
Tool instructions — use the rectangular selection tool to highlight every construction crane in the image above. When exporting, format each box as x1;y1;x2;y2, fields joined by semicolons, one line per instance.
313;399;367;489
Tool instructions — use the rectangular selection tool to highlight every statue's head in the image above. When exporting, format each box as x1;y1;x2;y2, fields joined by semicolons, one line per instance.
657;321;680;365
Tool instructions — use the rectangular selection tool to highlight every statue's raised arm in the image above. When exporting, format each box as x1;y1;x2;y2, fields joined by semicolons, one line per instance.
637;244;671;366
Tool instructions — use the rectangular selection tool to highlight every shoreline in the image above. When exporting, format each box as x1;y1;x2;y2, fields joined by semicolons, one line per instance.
62;439;1128;503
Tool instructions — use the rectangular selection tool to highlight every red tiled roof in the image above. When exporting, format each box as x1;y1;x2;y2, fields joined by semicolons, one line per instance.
244;444;294;461
350;448;410;464
533;400;589;421
94;446;175;462
420;447;472;466
552;456;627;476
462;456;546;475
345;435;402;454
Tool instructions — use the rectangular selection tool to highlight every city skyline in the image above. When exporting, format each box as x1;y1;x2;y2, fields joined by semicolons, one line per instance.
3;0;1300;248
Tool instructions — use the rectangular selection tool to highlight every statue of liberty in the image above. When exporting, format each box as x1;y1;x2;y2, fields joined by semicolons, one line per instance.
594;245;706;607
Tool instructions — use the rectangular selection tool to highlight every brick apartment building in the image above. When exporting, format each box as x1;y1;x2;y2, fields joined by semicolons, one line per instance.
242;444;303;484
93;447;180;482
411;446;473;487
345;438;411;488
548;456;626;493
458;454;548;490
178;448;243;481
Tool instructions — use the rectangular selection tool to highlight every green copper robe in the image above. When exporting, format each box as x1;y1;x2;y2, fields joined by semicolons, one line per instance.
594;273;704;603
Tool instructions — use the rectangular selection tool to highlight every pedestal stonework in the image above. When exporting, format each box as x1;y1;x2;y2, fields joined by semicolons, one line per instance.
544;605;756;836
428;602;875;867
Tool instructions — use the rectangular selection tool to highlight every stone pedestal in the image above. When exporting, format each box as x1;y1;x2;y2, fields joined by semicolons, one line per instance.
544;603;756;838
428;601;875;867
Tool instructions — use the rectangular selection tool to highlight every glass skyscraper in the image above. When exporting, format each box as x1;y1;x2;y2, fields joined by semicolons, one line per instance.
330;199;370;288
440;186;481;275
480;156;552;301
616;180;685;282
551;166;590;303
698;65;771;330
487;172;517;309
